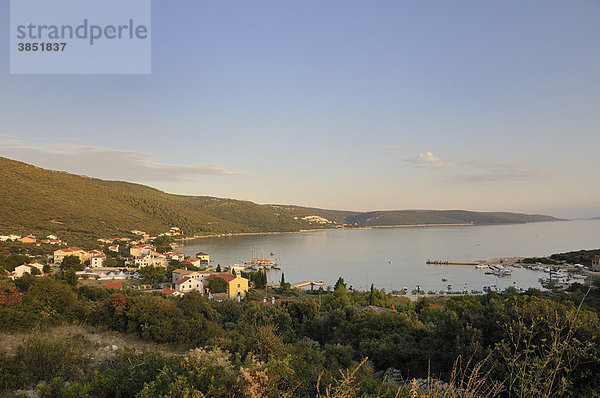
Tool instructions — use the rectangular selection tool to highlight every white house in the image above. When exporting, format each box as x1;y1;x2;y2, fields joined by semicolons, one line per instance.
130;244;156;257
166;252;185;262
592;255;600;272
172;269;214;293
9;263;44;280
175;276;204;293
172;269;206;283
90;254;107;268
0;235;21;241
135;251;167;268
186;258;203;267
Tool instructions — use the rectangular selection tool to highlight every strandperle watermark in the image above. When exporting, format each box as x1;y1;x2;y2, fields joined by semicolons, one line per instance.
10;0;151;74
16;19;149;46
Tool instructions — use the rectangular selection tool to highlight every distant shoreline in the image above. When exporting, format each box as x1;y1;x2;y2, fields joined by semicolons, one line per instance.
176;222;479;242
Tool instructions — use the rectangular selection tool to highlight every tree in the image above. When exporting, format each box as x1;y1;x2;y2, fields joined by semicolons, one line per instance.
208;277;228;293
153;236;174;253
24;277;77;313
168;260;182;268
216;264;222;273
42;263;51;274
369;284;375;305
60;255;83;272
30;267;41;276
334;277;346;292
257;270;267;289
139;266;167;285
14;273;35;292
64;268;78;286
279;272;291;291
104;256;118;267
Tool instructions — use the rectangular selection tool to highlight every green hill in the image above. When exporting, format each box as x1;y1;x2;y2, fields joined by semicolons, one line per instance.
0;157;560;246
343;210;558;227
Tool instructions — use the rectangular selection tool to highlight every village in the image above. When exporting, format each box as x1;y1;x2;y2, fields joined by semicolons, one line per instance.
1;227;254;302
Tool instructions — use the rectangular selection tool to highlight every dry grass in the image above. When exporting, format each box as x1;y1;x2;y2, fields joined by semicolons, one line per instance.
0;323;182;361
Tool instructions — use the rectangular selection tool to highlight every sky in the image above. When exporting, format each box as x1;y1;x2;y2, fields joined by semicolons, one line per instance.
1;1;599;218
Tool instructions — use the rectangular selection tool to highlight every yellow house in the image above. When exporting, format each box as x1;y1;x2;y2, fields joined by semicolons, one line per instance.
195;251;210;266
19;235;36;244
53;247;91;264
206;273;249;299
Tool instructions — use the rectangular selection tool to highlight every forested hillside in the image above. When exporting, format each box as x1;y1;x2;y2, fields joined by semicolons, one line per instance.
0;157;560;246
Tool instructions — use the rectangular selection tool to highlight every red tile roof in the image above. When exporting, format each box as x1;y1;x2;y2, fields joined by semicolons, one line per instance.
206;273;236;283
105;282;123;290
175;277;191;285
162;287;177;295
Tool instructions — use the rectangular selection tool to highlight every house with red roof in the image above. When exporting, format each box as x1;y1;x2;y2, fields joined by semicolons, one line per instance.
162;287;183;297
53;247;91;264
19;235;36;244
175;276;204;293
90;252;107;268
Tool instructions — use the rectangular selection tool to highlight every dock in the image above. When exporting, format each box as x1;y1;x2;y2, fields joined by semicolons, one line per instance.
291;280;326;289
426;260;480;265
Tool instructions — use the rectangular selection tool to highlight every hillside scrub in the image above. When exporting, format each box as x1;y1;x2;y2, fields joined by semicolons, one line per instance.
0;276;599;396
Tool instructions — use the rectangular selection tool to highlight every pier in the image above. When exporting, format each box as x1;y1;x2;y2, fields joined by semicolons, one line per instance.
426;260;480;265
291;280;327;289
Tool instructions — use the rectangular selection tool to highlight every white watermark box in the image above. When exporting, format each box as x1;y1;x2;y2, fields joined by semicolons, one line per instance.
10;0;151;74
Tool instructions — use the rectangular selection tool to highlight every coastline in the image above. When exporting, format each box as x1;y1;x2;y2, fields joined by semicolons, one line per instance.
175;222;477;242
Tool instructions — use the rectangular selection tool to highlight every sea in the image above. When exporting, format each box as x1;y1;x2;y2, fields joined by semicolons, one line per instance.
180;220;600;293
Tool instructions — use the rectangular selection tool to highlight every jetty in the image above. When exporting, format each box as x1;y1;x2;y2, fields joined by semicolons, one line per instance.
426;260;480;265
291;281;327;289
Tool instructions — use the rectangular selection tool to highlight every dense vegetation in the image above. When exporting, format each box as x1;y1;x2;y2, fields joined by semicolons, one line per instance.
1;274;600;397
343;210;559;227
0;157;559;247
521;248;600;267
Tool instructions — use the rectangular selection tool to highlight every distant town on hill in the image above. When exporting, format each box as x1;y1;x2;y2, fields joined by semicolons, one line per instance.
0;156;560;246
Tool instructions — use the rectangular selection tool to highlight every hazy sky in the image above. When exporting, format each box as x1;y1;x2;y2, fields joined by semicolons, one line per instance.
1;1;599;218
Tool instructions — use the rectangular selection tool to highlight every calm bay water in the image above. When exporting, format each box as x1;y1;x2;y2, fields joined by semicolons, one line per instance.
181;220;600;293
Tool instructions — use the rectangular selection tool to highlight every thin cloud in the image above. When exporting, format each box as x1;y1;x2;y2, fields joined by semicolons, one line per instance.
0;137;242;181
405;151;454;168
455;160;546;182
382;145;413;151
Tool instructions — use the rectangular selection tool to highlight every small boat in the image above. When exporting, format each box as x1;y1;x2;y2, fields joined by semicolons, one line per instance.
389;260;392;264
442;278;447;282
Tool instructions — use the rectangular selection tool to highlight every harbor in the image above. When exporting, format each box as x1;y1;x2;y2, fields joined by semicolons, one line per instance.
181;220;600;294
